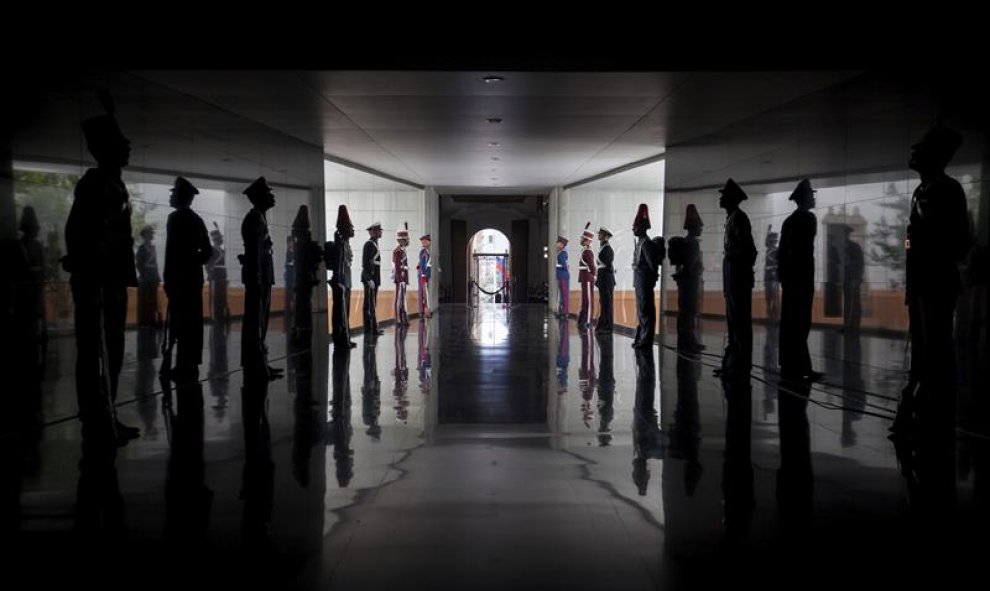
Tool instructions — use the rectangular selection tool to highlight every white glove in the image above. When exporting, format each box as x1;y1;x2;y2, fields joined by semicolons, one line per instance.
366;280;376;290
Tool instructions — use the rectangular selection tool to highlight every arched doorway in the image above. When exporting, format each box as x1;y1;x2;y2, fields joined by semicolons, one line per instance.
468;229;511;306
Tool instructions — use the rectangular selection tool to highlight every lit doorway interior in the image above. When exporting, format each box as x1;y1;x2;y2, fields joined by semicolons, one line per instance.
468;229;511;306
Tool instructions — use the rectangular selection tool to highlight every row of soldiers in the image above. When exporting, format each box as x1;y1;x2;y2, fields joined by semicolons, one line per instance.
326;213;433;350
553;204;666;350
63;97;436;446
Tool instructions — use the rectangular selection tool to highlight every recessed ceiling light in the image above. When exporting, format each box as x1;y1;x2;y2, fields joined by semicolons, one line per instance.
483;75;505;84
491;157;500;161
488;141;499;147
487;117;503;124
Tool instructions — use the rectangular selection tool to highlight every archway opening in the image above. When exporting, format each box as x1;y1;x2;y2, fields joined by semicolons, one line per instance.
468;229;511;306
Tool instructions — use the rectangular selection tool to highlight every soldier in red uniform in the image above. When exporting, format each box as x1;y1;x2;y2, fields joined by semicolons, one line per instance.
392;222;410;327
577;222;597;330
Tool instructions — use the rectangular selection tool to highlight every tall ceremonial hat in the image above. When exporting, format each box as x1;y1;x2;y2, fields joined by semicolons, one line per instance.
683;204;703;230
632;203;651;232
581;221;594;241
81;89;126;150
397;221;409;240
335;204;353;231
919;122;963;160
292;205;311;231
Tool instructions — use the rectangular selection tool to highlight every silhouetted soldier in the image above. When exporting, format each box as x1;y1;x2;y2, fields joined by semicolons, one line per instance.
594;226;615;333
17;206;46;351
632;204;662;349
283;235;295;321
893;123;971;437
361;337;382;441
361;221;384;336
206;222;228;324
417;233;433;319
778;179;822;382
136;225;161;327
842;225;864;331
328;205;356;349
290;205;321;346
239;176;282;380
164;177;213;381
717;179;757;378
64;98;140;443
554;236;569;318
670;204;704;354
683;204;704;351
595;332;615;446
393;222;410;327
764;226;780;324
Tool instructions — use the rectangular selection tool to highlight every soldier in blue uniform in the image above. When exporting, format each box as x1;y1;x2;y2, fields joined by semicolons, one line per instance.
417;233;433;319
555;236;569;318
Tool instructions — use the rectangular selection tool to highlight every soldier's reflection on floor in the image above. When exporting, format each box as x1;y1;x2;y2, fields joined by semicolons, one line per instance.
164;379;212;543
362;337;382;441
672;355;703;498
418;318;431;396
596;333;615;447
135;326;160;440
841;332;865;448
762;324;779;422
721;375;753;544
329;347;354;487
578;328;596;428
777;378;813;538
632;348;663;496
74;437;125;537
292;346;321;488
241;370;273;545
556;318;569;394
209;322;230;421
393;324;409;424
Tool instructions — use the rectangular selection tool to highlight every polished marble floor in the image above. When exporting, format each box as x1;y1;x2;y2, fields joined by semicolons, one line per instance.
4;304;989;589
